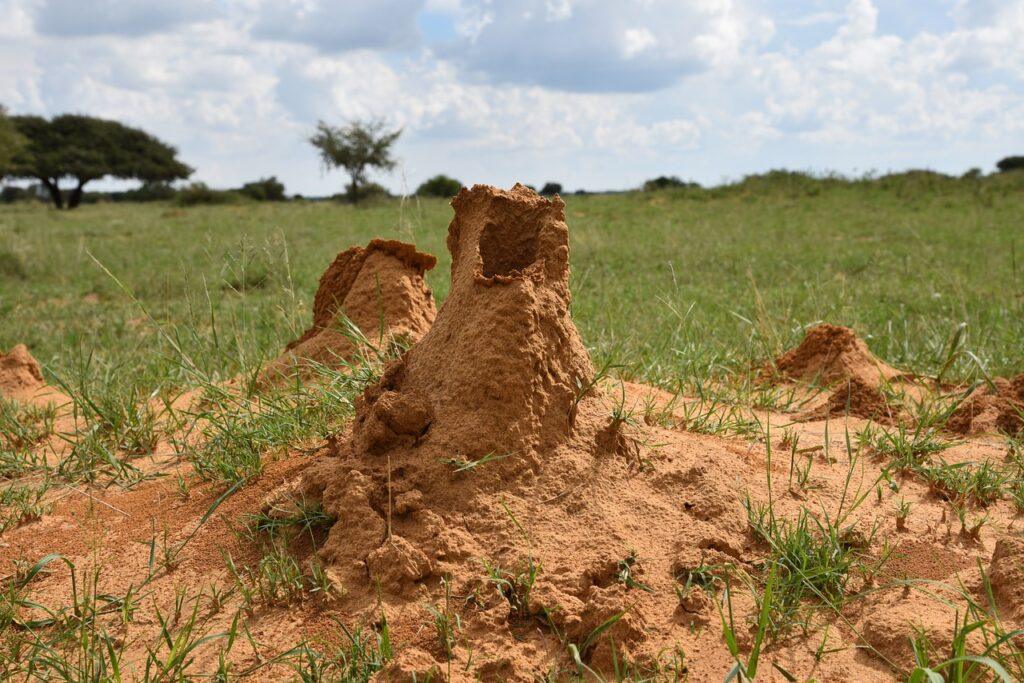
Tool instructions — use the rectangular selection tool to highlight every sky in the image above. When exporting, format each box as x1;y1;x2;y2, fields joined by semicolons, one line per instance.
1;0;1023;195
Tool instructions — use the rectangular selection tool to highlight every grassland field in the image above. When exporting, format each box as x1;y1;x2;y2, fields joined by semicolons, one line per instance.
2;173;1023;398
2;175;1024;680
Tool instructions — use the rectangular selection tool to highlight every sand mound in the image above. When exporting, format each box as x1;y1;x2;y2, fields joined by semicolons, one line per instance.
771;324;901;387
261;239;437;383
0;344;46;398
292;185;752;677
947;374;1024;435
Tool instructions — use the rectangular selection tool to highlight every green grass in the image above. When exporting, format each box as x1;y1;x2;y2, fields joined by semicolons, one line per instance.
1;174;1022;402
2;174;1024;680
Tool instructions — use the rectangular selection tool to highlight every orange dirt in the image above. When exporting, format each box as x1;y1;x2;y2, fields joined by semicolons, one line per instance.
947;374;1024;435
4;187;1023;682
260;239;437;384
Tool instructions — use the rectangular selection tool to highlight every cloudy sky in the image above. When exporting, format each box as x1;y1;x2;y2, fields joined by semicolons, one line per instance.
2;0;1022;194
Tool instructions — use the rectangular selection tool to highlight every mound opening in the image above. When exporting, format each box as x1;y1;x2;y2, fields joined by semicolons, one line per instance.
479;218;540;278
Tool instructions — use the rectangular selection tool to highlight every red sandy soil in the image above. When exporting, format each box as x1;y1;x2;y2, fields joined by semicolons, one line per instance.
2;186;1023;682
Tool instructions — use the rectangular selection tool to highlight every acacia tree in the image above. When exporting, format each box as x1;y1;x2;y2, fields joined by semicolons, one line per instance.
0;105;25;176
6;114;192;209
309;118;401;203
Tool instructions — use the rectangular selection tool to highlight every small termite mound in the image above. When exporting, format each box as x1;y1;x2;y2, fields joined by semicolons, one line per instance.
771;323;902;387
947;374;1024;436
351;183;595;458
260;239;437;385
0;344;46;398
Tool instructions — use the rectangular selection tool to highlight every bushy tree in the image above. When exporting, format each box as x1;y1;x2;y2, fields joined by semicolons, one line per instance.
0;105;26;176
5;113;191;209
239;176;286;201
309;118;401;203
416;174;462;198
996;156;1024;173
539;182;562;195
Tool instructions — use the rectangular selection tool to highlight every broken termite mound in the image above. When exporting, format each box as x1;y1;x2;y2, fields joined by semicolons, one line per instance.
947;374;1024;436
259;239;437;385
0;344;46;399
289;184;751;677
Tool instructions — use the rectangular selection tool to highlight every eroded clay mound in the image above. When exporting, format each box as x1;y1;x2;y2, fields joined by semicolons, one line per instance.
947;374;1024;435
261;240;437;383
0;344;46;398
291;184;752;678
772;323;901;387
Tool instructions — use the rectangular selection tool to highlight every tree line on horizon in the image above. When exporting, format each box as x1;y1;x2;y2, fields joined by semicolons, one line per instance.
1;107;1023;210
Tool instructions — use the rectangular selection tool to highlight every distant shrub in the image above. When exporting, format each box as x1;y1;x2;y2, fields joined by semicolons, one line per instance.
996;156;1024;173
873;170;958;197
539;182;562;196
729;169;830;198
334;181;390;203
416;174;462;198
642;175;699;191
0;186;36;204
961;168;983;180
176;182;241;206
239;176;286;201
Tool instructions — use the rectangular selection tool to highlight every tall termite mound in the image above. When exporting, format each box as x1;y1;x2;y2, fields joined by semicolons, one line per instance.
302;184;602;588
293;185;752;678
352;184;594;458
261;239;437;383
0;344;45;398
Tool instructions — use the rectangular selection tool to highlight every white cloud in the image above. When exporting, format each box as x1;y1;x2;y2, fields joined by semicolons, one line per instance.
1;0;1022;193
622;28;657;58
33;0;218;37
746;0;1024;146
438;0;774;93
250;0;424;52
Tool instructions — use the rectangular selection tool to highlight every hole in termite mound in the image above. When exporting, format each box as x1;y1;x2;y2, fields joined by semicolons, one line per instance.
479;219;540;278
